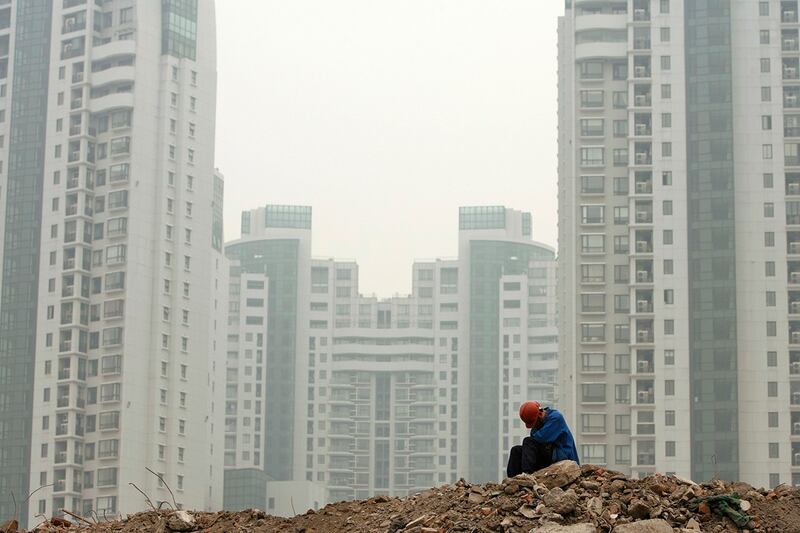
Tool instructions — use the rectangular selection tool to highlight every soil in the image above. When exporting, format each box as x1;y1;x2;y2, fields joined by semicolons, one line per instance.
5;462;800;533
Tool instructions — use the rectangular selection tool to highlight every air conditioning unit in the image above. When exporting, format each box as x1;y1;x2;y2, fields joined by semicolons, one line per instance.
637;300;650;312
789;183;800;194
793;422;800;433
792;301;800;313
635;182;649;193
637;329;650;342
634;66;647;77
794;391;800;403
636;153;649;165
637;270;649;282
634;8;646;18
786;10;797;20
786;38;798;49
636;240;649;253
637;391;650;401
635;94;647;106
791;361;800;372
787;67;798;78
635;124;648;135
788;95;799;107
791;242;800;254
637;360;650;372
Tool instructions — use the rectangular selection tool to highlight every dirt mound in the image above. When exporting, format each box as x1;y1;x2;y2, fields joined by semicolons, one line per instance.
6;462;800;532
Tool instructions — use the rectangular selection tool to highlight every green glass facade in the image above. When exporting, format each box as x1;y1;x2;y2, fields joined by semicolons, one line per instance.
0;0;52;522
223;469;270;511
467;240;554;483
161;0;198;61
265;205;312;230
226;240;300;481
684;0;740;482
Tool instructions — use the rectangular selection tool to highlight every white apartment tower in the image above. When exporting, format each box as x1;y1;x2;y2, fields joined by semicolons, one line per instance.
223;205;559;513
0;1;225;525
559;0;800;488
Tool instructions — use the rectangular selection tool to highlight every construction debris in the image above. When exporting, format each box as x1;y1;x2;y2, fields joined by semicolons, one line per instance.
9;461;800;532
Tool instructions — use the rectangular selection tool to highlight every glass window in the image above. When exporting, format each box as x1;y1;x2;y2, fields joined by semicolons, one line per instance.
580;119;604;137
580;147;604;166
580;61;604;79
580;175;604;194
580;90;604;108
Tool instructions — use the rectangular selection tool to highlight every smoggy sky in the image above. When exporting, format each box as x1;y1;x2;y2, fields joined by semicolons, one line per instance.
215;1;564;296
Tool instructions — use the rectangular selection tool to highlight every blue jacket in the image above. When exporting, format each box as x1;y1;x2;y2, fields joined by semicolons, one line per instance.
530;408;580;464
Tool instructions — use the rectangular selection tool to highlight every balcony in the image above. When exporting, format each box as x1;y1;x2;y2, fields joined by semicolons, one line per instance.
636;350;654;374
634;179;652;195
633;38;651;51
787;37;800;52
635;264;653;284
635;329;654;344
784;3;799;23
635;240;653;254
791;295;800;315
634;90;652;108
633;6;650;22
786;62;800;81
634;203;653;224
635;299;653;314
790;234;800;254
634;121;652;137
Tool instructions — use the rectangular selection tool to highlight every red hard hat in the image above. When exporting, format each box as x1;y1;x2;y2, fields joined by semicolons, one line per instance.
519;401;541;429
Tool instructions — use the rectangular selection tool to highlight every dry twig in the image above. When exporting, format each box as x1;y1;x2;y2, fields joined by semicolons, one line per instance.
129;482;156;511
146;467;178;510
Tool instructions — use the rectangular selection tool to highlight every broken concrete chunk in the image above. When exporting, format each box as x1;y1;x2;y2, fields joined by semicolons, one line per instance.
166;510;196;532
531;460;582;489
610;518;673;533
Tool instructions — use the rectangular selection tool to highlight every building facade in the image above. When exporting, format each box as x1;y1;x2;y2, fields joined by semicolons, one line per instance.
223;205;558;512
558;0;800;487
0;1;226;525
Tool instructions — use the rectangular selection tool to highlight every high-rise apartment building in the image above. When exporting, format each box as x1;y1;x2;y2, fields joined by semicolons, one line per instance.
223;205;558;515
558;0;800;488
0;1;225;525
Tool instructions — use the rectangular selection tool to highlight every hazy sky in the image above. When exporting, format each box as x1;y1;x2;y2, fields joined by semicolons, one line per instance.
215;1;564;296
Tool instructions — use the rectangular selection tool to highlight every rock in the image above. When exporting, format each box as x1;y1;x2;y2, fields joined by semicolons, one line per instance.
628;499;651;520
532;461;582;489
543;487;578;515
580;480;600;491
405;515;431;529
504;483;520;495
518;504;537;519
685;517;702;530
166;510;196;532
586;496;603;515
739;499;751;511
480;507;494;516
610;519;673;533
609;480;626;493
468;492;485;504
534;523;597;533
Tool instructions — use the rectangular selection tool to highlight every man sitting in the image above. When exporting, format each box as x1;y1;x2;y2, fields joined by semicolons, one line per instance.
507;401;579;477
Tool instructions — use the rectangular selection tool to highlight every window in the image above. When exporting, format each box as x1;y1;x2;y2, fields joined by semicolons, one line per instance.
763;173;773;188
663;200;673;215
769;443;779;459
580;90;604;108
613;63;627;80
765;231;775;247
581;147;604;166
581;175;604;194
615;415;630;434
759;1;769;16
662;142;672;157
661;84;671;99
660;27;670;42
664;319;674;335
767;321;777;336
613;120;627;137
120;7;133;24
763;144;773;159
660;0;669;13
580;119;604;137
613;148;628;166
766;261;775;276
764;202;774;217
761;30;770;45
615;384;630;404
662;171;672;185
663;230;673;245
664;349;674;365
768;381;778;397
581;234;604;254
581;205;604;224
613;91;627;108
614;177;629;195
666;441;676;457
768;412;778;428
664;289;674;304
662;113;671;128
660;56;671;70
762;86;772;102
580;61;604;80
761;58;771;73
767;351;778;366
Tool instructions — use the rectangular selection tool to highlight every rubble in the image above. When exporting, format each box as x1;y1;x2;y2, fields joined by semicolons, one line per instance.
7;461;800;532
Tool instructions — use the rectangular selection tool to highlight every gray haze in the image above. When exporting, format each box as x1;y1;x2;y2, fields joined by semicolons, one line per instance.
216;1;564;295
